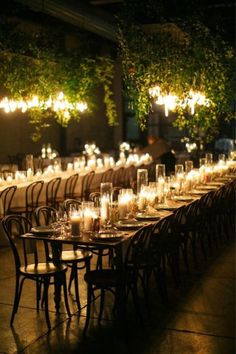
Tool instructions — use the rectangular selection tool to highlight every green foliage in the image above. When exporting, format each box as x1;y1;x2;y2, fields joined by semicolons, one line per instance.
118;19;235;144
0;22;118;141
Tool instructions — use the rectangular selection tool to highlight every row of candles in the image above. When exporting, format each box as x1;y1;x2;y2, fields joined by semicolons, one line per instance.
68;153;234;236
0;152;152;186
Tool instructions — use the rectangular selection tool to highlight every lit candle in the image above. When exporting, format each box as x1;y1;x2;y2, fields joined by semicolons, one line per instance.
83;209;96;232
100;195;110;226
70;213;81;236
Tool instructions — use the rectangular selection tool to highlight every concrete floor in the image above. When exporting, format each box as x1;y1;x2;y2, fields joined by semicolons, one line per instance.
0;237;235;354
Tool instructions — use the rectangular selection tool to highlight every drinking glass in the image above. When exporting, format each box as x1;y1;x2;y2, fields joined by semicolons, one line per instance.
199;158;206;167
26;154;34;172
205;153;213;166
156;164;165;181
185;160;193;174
175;164;184;175
137;169;148;193
218;154;226;162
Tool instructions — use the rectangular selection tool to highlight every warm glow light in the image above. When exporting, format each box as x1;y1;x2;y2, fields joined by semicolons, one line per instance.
149;85;211;116
0;92;88;119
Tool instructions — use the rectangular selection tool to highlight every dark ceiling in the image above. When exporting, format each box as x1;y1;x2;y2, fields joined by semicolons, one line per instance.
2;0;235;44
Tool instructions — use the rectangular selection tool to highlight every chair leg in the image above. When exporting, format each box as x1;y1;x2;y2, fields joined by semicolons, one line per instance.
62;273;71;318
68;267;74;293
83;284;93;335
43;277;51;329
72;265;81;312
36;278;42;311
11;274;20;326
98;289;105;322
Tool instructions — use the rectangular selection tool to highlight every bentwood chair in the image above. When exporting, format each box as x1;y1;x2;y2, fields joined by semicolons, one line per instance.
46;177;61;208
64;173;79;200
2;214;71;328
83;225;152;334
34;205;92;312
56;173;79;206
9;180;44;221
74;171;95;201
100;168;113;184
63;199;81;217
0;185;17;218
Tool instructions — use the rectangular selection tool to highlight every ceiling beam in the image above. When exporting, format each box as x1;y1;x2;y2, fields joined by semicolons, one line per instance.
15;0;117;41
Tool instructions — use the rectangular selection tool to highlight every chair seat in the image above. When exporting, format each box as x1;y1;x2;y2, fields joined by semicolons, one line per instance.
84;269;125;287
51;250;92;263
20;262;67;275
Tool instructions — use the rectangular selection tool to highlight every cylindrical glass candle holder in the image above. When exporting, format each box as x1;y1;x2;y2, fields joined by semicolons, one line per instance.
185;160;193;174
137;169;148;194
156;164;166;182
100;182;113;203
81;201;96;232
70;211;81;237
205;153;213;166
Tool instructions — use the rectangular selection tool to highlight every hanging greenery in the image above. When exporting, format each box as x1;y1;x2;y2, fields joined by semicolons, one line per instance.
0;21;118;141
118;19;235;144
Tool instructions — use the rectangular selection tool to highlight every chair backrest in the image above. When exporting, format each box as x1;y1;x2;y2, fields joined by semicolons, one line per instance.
34;205;57;226
63;198;81;216
81;171;95;200
25;180;44;211
64;173;79;199
101;169;114;183
0;185;17;217
124;225;152;274
150;214;181;256
46;177;61;207
89;192;101;207
2;215;33;269
112;166;125;187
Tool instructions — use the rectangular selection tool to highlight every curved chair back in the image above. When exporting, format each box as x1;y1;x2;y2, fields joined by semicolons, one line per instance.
63;198;81;216
26;180;44;214
81;171;95;200
0;185;17;217
112;167;124;187
2;215;32;269
34;205;57;226
101;169;113;183
64;173;79;199
46;177;61;207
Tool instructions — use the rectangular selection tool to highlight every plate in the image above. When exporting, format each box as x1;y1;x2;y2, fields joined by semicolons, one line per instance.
173;196;194;202
190;190;206;195
196;185;218;190
31;226;54;235
155;204;177;211
115;220;145;230
92;231;124;242
135;213;160;221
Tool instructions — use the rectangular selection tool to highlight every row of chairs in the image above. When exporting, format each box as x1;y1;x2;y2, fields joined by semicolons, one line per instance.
3;179;234;331
0;164;140;222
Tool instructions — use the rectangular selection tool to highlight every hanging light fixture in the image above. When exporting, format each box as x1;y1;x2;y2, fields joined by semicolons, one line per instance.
149;85;210;116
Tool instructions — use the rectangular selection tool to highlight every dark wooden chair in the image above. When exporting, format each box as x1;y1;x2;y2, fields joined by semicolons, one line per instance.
75;171;95;201
100;168;113;183
9;181;44;221
64;173;79;200
63;199;82;217
83;225;152;334
34;205;92;312
1;214;71;328
0;185;17;218
46;177;61;208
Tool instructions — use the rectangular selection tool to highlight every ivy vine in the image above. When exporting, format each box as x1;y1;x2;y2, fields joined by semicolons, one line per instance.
118;19;235;144
0;21;118;141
